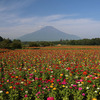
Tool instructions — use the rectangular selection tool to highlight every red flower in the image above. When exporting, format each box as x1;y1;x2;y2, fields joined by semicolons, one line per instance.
50;80;54;83
15;82;20;85
87;80;92;83
83;71;87;75
13;86;16;89
92;77;95;80
11;76;15;78
52;78;55;80
39;78;42;81
59;82;61;85
38;85;41;87
0;84;2;87
69;87;72;89
21;88;24;91
28;81;31;84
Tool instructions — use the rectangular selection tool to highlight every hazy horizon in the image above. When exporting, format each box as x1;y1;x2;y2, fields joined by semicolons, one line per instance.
0;0;100;39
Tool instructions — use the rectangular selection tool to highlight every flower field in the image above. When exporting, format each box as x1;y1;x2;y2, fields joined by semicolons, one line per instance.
0;46;100;100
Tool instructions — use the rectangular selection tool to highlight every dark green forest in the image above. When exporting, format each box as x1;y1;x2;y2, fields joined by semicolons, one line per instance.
0;36;100;49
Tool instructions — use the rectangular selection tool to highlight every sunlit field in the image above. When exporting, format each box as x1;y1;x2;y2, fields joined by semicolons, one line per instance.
0;46;100;100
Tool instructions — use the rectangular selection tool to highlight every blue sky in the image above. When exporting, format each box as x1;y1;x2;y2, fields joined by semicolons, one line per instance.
0;0;100;39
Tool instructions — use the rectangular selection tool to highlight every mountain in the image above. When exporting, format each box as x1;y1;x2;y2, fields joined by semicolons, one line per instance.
18;26;80;41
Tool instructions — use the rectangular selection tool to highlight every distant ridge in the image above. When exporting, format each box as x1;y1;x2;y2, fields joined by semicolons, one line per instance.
18;26;80;41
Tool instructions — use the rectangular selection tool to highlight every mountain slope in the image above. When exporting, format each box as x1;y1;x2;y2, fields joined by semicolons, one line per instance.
18;26;80;41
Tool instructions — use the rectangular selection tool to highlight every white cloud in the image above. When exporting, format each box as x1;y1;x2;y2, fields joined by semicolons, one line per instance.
0;14;100;39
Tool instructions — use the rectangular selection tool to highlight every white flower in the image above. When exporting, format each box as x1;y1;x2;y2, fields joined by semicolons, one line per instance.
65;75;68;77
66;86;68;88
94;91;97;93
32;79;35;82
0;90;3;93
21;81;24;84
77;82;80;84
71;84;73;86
97;87;100;90
86;87;89;89
49;66;51;68
78;84;82;86
25;91;28;93
51;71;53;73
66;69;69;71
75;76;78;78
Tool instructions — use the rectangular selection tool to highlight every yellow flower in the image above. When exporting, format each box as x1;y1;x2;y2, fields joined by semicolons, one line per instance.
66;78;68;79
97;74;100;76
7;80;9;82
34;70;36;72
51;83;54;85
6;91;9;94
50;85;53;88
70;73;72;76
60;74;63;76
59;61;61;64
81;82;84;84
53;87;56;90
9;86;12;89
28;69;30;71
92;98;97;100
62;85;65;87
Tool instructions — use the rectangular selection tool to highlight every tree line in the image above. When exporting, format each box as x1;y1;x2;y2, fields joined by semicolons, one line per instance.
0;36;22;49
0;36;100;49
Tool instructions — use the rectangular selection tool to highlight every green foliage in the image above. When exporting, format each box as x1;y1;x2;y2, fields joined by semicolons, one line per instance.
29;42;40;47
11;39;22;49
67;38;100;45
0;36;22;49
0;39;12;49
28;41;54;47
0;36;3;42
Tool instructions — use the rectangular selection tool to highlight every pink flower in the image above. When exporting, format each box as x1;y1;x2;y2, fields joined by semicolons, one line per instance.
35;77;38;80
62;81;66;85
80;79;83;82
73;84;77;87
89;75;92;77
29;77;32;79
78;87;82;90
57;79;60;82
47;97;54;100
36;93;38;96
82;93;85;96
38;91;41;94
25;94;27;97
92;85;95;87
29;74;33;76
37;96;39;98
42;91;44;94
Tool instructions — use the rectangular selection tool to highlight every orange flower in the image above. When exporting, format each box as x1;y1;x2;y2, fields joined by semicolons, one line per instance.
16;76;18;78
53;87;56;90
6;91;9;94
92;98;97;100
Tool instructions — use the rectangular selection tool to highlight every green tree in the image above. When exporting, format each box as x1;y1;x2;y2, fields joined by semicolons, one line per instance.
11;39;22;49
29;42;40;47
0;36;3;42
0;39;12;49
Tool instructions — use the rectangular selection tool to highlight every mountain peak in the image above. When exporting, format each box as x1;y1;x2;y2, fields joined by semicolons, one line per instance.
41;26;57;31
